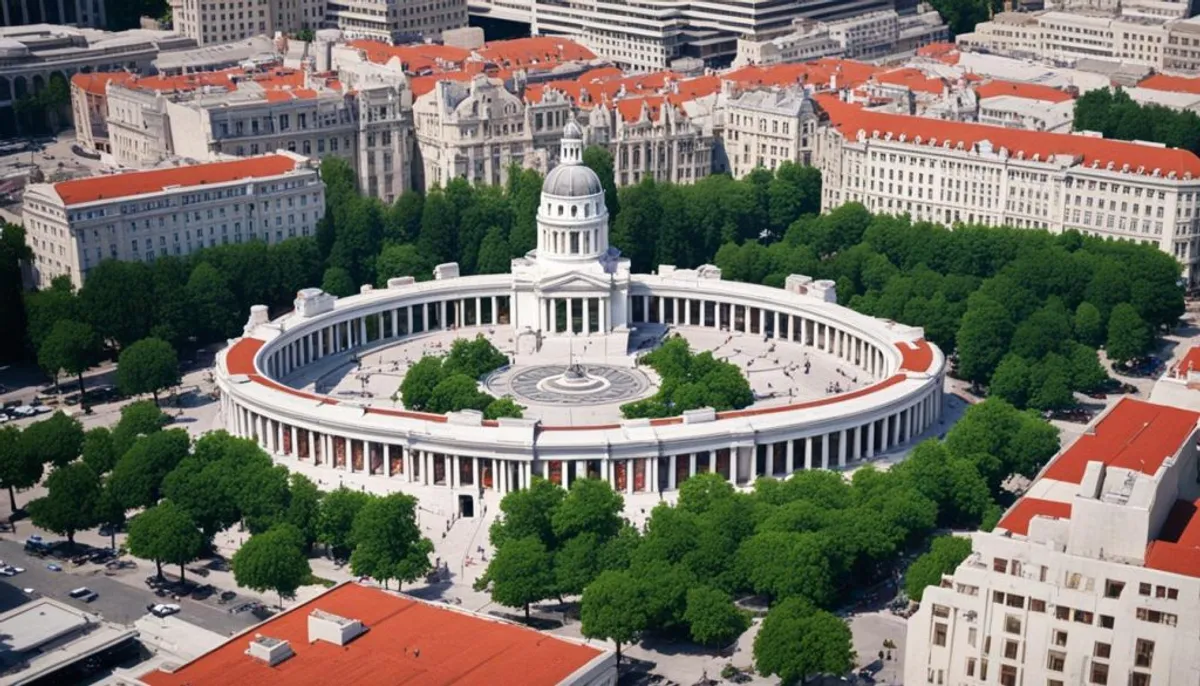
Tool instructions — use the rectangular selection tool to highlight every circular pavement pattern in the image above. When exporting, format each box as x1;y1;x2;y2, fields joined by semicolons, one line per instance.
488;364;653;406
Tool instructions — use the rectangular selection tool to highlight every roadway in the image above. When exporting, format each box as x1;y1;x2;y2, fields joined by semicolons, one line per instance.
0;540;263;636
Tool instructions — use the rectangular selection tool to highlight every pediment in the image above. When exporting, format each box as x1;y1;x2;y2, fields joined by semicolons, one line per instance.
536;270;612;292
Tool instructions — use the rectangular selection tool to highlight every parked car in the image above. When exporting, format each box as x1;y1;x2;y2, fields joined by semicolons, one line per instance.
69;587;98;602
219;590;237;602
190;585;215;600
45;563;62;572
148;603;181;618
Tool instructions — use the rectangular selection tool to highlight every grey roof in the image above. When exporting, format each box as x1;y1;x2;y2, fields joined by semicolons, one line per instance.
543;163;602;197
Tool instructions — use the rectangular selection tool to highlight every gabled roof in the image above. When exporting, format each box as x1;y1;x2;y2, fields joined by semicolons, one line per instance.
975;79;1073;103
53;155;300;206
815;94;1200;177
70;71;135;97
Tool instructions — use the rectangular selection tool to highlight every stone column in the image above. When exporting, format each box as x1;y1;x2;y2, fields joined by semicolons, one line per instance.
891;413;900;449
359;318;367;346
773;311;780;338
626;459;634;494
491;296;499;324
668;455;677;490
583;298;591;335
523;462;532;491
758;308;766;335
765;443;774;477
820;434;829;469
404;448;414;482
439;301;447;329
805;436;814;470
785;439;794;474
729;444;739;484
390;309;398;338
689;453;697;478
290;426;298;458
867;421;876;459
838;429;847;468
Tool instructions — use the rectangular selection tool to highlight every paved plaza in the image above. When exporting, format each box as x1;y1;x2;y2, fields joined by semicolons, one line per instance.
281;323;876;425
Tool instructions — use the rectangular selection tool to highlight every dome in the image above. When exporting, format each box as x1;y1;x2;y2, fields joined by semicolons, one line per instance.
543;163;602;198
563;119;583;140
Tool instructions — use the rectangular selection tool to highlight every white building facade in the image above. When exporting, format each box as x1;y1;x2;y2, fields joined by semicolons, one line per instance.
20;152;324;288
214;122;946;518
907;396;1200;686
813;95;1200;284
325;0;468;44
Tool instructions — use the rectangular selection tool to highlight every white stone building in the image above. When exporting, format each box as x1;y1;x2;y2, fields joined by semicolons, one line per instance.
168;0;323;46
325;0;468;44
726;86;819;178
812;94;1200;284
20;151;323;288
907;396;1200;686
585;97;715;186
958;10;1179;69
734;8;949;67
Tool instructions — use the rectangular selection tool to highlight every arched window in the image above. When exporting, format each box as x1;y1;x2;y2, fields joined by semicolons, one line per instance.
584;204;591;217
571;205;577;217
570;232;580;254
557;205;564;216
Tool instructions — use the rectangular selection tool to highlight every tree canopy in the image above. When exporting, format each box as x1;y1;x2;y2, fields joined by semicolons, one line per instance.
905;535;973;602
621;337;753;418
127;500;204;582
117;337;181;402
349;493;433;589
754;598;854;685
28;462;101;545
232;525;313;607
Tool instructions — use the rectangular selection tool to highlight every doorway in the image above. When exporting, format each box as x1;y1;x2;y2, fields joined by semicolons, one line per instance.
458;494;475;518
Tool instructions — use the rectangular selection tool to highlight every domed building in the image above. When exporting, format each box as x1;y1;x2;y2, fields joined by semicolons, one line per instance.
510;120;631;356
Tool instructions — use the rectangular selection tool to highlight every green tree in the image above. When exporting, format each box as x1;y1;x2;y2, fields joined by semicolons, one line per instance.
95;484;127;551
554;532;603;596
1028;354;1075;411
956;295;1014;385
418;186;459;266
580;569;649;663
375;243;429;286
1074;301;1104;346
477;536;556;619
684;585;748;646
767;162;821;234
28;462;101;546
677;472;735;515
989;354;1032;408
1106;302;1152;365
38;319;99;395
232;525;313;608
111;400;169;456
321;266;356;297
399;356;444;411
161;456;240;542
754;598;853;685
127;500;204;582
484;396;524;419
552;478;624;542
476;225;513;274
285;473;322;552
1067;343;1107;392
489;477;565;549
736;531;834;606
317;486;372;557
109;429;190;509
81;427;118;474
426;374;493;414
117;337;180;403
186;262;239;341
0;224;31;363
582;145;619;219
904;535;972;601
384;193;424;244
21;411;84;468
25;277;82;351
444;336;509;379
80;259;155;349
0;426;42;511
349;493;433;589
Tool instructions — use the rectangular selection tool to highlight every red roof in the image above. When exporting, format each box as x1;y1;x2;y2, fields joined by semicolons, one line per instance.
874;68;945;95
1145;498;1200;578
477;36;596;69
1137;73;1200;96
70;71;134;97
895;339;934;373
723;59;880;91
141;583;605;686
916;42;960;65
998;498;1073;536
54;155;299;206
1041;398;1200;484
815;94;1200;178
975;79;1074;103
1170;345;1200;378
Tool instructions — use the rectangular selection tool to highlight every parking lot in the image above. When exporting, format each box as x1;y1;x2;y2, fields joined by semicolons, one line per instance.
0;539;266;636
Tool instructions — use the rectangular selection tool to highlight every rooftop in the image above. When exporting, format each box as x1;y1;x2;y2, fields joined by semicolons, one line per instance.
815;94;1200;177
1137;72;1200;96
1041;397;1200;484
140;582;607;686
975;79;1074;103
52;154;301;206
1145;498;1200;577
996;497;1073;536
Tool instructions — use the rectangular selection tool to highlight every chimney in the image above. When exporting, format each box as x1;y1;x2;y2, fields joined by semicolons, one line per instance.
309;609;367;646
247;635;294;666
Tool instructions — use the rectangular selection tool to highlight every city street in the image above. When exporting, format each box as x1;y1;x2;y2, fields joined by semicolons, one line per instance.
0;540;262;635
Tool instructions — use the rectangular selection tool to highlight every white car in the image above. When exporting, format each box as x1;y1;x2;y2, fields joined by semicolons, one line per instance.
148;603;181;617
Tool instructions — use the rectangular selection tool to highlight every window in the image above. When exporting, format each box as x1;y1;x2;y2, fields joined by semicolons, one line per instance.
1052;630;1068;647
1004;640;1020;659
1099;614;1114;629
1005;615;1022;634
1135;639;1154;668
1047;651;1065;672
1139;582;1151;596
1055;606;1070;620
1104;580;1124;598
933;623;947;646
1136;608;1177;626
993;558;1008;573
1090;662;1108;685
1130;673;1150;686
1006;594;1024;608
1000;665;1017;686
1074;610;1094;624
1030;599;1046;613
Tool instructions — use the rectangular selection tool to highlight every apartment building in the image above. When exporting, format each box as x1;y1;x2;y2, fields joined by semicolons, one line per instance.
812;94;1200;284
325;0;468;44
470;0;893;71
169;0;323;46
97;66;412;202
21;152;324;288
736;6;948;66
726;87;819;178
907;396;1200;686
959;10;1174;68
1;0;104;27
585;96;714;186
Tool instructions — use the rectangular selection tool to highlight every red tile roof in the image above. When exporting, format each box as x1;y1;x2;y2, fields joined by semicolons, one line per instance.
1145;498;1200;578
141;583;605;686
70;71;134;97
1170;345;1200;378
998;498;1073;536
348;40;471;72
1041;398;1200;484
477;36;596;69
54;155;299;206
916;42;960;65
874;68;945;95
895;339;934;373
975;79;1074;103
1137;73;1200;96
815;94;1200;178
724;59;880;91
